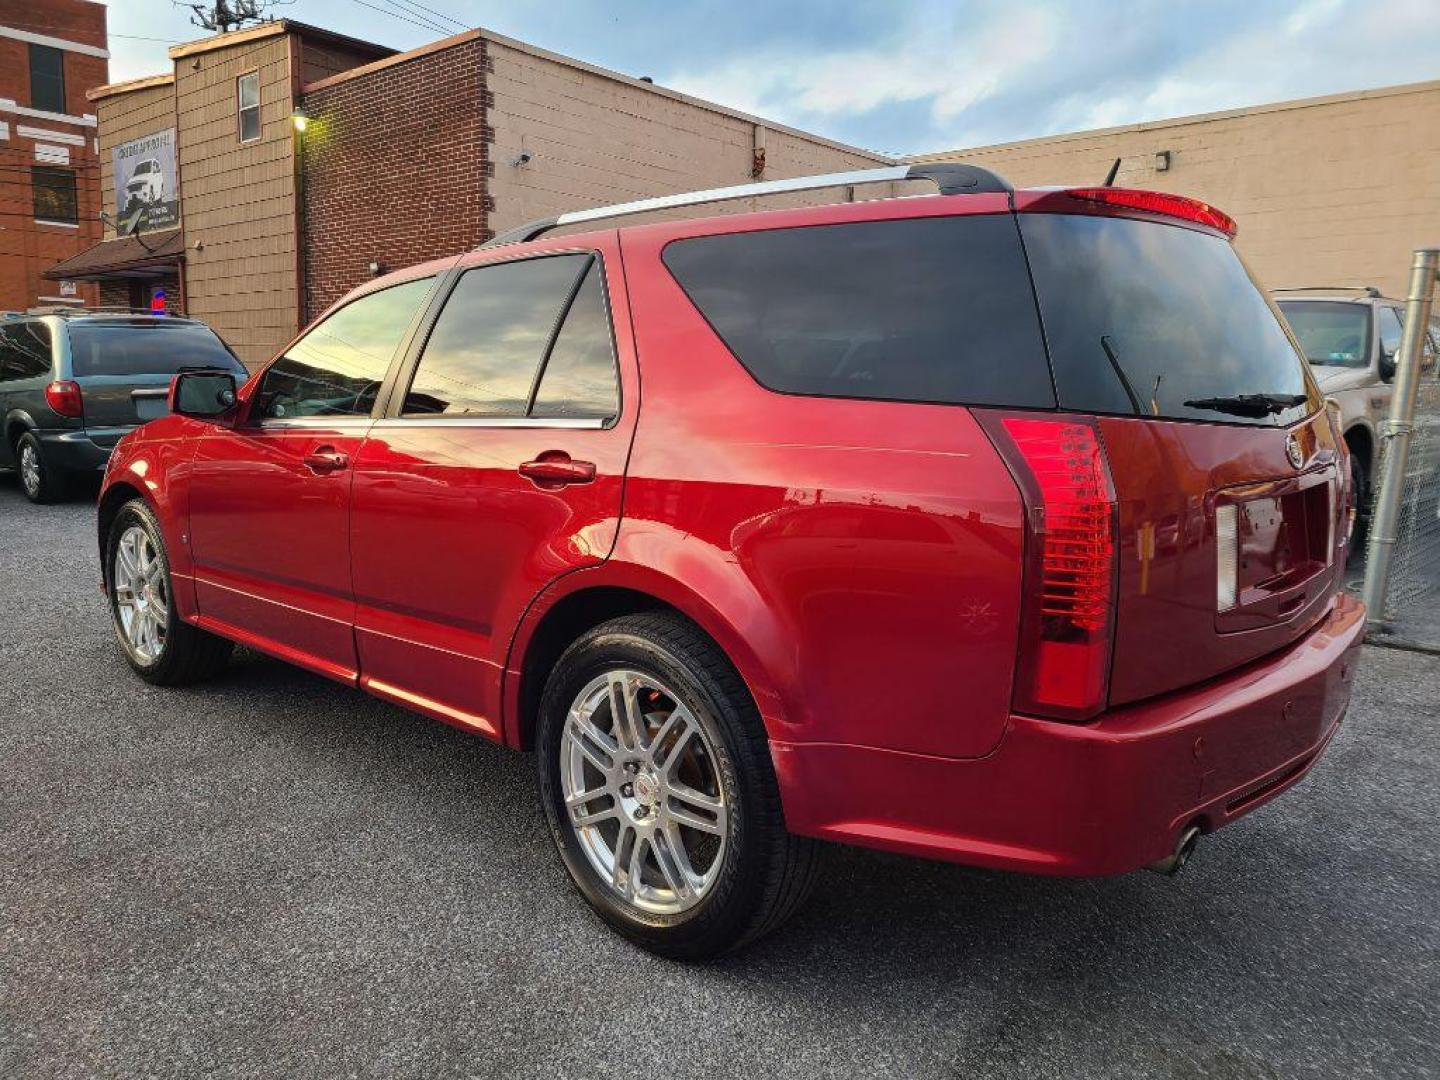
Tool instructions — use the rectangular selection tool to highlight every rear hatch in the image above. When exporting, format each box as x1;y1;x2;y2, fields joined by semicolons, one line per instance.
1015;193;1343;705
65;318;245;442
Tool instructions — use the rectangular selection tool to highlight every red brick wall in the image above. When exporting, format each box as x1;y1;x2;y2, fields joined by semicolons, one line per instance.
0;0;107;311
98;273;182;314
299;37;488;323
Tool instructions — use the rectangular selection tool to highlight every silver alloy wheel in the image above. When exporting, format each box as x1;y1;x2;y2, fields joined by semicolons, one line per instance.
113;525;168;663
560;669;729;915
18;442;40;499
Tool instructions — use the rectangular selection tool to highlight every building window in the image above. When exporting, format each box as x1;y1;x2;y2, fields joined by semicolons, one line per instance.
237;72;261;142
33;167;78;224
29;44;67;114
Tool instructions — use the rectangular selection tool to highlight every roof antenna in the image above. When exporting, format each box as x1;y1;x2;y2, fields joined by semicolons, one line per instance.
1102;157;1121;187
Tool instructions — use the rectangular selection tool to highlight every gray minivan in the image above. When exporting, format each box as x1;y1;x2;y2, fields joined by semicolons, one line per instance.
0;311;247;503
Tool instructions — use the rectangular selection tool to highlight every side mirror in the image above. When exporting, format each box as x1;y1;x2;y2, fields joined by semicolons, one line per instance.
1378;348;1397;383
170;370;238;418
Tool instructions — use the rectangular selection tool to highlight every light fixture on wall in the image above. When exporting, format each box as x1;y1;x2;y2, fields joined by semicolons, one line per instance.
1154;150;1172;172
291;109;309;133
368;260;385;277
511;151;532;167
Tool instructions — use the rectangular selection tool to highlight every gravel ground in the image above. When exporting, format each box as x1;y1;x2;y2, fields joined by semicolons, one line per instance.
1;478;1437;1080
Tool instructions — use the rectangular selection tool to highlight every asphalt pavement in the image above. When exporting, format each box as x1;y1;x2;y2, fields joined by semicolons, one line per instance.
1;477;1437;1080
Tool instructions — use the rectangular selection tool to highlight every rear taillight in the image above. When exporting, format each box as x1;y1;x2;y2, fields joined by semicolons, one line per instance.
45;380;83;419
986;415;1118;721
1045;187;1238;238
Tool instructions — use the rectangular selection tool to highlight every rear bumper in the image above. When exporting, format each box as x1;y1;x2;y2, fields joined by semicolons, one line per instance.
774;592;1365;876
39;427;133;472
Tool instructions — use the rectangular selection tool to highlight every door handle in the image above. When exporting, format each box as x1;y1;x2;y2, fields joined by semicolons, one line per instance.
519;453;596;488
303;447;349;474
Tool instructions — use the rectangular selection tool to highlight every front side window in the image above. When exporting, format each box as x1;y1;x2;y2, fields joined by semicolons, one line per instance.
0;323;53;382
33;167;77;224
662;215;1054;408
237;72;260;142
403;254;612;418
256;278;433;420
29;44;66;113
1378;306;1404;359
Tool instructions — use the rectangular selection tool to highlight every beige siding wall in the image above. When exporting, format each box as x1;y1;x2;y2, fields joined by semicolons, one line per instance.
299;39;389;85
913;80;1440;299
484;37;891;233
175;34;298;368
96;82;177;237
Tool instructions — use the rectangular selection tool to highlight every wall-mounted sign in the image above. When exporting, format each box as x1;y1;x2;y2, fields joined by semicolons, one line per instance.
59;281;77;297
113;128;179;234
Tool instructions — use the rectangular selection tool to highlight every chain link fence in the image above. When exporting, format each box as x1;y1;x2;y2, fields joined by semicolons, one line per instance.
1362;248;1440;651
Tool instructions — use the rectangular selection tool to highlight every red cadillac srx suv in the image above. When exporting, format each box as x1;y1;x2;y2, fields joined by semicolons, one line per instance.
97;164;1365;958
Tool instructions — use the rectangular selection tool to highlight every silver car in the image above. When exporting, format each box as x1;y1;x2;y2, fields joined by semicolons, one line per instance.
1275;288;1439;523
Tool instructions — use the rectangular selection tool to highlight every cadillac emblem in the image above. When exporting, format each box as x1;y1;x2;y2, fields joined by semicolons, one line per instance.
1285;434;1305;470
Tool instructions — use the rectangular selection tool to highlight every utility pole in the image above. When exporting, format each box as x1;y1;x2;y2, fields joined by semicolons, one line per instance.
179;0;290;34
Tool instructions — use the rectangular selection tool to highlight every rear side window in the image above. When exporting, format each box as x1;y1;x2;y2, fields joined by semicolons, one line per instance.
1021;214;1314;426
0;322;53;381
661;215;1054;408
68;322;244;379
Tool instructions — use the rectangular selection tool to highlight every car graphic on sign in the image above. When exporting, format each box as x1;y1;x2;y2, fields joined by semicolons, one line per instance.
124;159;165;206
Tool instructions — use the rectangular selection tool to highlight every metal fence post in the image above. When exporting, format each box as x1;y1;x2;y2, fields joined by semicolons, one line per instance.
1362;247;1440;627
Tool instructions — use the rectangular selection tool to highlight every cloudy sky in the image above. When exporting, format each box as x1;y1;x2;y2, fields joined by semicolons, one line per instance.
106;0;1439;155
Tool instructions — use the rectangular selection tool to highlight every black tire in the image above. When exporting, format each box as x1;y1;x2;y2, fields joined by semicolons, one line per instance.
15;431;69;504
1348;452;1371;562
105;499;233;685
536;612;819;960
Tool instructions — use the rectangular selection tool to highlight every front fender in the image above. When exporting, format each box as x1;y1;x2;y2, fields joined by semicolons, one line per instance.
99;421;203;618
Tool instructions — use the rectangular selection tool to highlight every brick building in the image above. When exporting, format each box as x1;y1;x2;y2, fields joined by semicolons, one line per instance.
911;79;1440;300
0;0;106;312
53;21;888;369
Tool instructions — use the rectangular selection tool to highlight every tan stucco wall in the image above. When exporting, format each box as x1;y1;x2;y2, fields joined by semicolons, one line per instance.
174;33;299;368
483;34;894;233
912;80;1440;299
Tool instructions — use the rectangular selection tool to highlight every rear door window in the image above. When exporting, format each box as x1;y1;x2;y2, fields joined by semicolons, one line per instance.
661;215;1054;408
0;322;52;381
1021;214;1314;426
529;262;619;420
402;254;604;418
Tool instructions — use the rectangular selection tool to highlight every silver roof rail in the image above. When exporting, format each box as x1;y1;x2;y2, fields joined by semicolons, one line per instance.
480;162;1011;248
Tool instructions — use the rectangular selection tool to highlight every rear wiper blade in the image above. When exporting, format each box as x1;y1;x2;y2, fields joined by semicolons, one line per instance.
1182;393;1307;418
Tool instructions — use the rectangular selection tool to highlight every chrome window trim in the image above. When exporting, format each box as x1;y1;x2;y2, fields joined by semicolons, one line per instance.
255;417;375;431
370;416;608;430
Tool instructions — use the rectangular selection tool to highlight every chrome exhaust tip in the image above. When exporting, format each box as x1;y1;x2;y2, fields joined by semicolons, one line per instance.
1146;825;1202;877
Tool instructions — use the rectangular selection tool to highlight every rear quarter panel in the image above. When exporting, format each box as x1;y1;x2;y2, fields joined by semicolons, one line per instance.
610;211;1027;759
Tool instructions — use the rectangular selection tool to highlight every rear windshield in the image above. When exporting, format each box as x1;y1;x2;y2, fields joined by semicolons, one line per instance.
661;215;1055;408
1277;301;1371;368
68;321;245;379
1021;214;1316;426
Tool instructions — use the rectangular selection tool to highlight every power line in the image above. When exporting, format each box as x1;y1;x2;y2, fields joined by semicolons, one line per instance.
350;0;450;36
384;0;468;31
